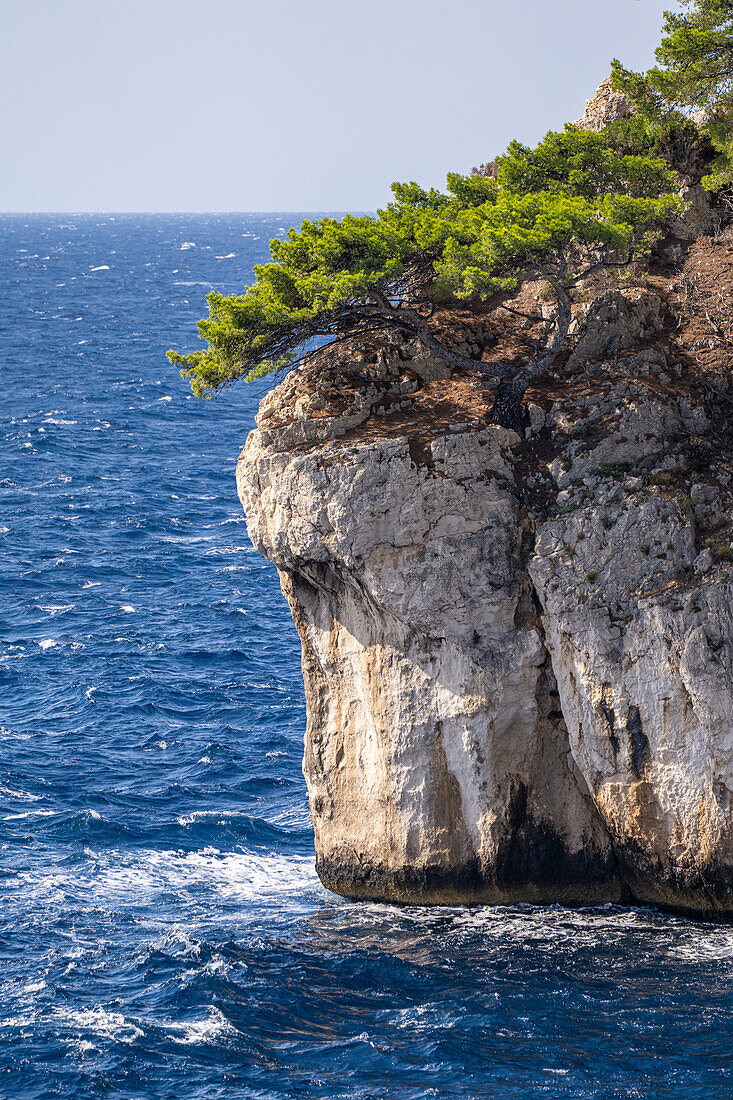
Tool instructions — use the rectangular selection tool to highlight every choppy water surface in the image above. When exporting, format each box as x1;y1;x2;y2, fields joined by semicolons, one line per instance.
2;214;733;1099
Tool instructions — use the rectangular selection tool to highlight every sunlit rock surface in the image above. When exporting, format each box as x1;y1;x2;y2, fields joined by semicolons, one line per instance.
237;215;733;915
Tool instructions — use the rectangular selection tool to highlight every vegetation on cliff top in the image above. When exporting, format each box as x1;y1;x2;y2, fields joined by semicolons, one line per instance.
169;0;727;430
613;0;733;190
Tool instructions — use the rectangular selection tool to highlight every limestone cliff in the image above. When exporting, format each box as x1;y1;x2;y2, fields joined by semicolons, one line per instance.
237;180;733;918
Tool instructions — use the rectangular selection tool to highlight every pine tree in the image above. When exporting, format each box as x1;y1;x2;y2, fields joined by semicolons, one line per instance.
612;0;733;189
170;129;677;431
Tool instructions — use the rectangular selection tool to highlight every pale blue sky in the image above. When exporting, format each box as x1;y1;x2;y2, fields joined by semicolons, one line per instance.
1;0;672;211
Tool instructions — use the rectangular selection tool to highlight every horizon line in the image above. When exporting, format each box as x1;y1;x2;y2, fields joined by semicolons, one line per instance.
0;209;369;216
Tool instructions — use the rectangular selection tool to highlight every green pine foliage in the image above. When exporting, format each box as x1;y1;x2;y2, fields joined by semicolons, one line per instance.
169;127;677;400
612;0;733;189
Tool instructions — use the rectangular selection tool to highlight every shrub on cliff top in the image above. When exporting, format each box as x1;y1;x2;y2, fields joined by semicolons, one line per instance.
612;0;733;189
169;128;677;431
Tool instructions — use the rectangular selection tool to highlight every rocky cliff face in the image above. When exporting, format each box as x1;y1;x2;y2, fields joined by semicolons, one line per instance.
237;217;733;916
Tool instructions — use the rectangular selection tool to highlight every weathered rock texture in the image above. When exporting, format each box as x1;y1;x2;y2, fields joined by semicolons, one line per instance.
573;75;632;132
237;208;733;917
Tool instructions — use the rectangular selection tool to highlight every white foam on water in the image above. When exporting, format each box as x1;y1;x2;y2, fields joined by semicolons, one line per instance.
667;930;733;962
215;253;236;259
0;784;41;800
82;581;101;588
17;848;319;910
179;241;196;250
4;809;55;820
85;686;98;700
0;727;31;742
59;1007;143;1045
0;1012;39;1031
120;605;136;613
176;809;248;826
165;1006;235;1045
21;979;46;994
89;265;110;271
38;639;58;650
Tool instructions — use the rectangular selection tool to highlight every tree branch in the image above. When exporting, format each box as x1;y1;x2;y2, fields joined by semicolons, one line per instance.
368;290;514;378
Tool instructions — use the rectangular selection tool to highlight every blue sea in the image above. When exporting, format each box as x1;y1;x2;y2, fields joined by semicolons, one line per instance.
2;214;733;1099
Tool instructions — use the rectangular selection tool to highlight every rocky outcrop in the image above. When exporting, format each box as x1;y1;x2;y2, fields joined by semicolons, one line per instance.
239;413;619;904
237;233;733;916
529;393;733;913
573;75;632;132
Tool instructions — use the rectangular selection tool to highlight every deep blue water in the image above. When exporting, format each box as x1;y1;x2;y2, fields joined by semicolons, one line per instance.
2;214;733;1099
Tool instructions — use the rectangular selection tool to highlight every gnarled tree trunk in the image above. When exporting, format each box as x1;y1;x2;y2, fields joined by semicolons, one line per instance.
490;281;571;432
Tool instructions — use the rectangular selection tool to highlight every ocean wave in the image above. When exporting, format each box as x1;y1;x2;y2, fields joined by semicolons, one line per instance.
164;1006;236;1045
57;1006;143;1045
12;846;318;909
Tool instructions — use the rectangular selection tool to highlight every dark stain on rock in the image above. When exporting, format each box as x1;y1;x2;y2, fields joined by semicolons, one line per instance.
627;704;651;779
428;721;476;867
315;845;624;907
493;781;620;894
597;684;620;766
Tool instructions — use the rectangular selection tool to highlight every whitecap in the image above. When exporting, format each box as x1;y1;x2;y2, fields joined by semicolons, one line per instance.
38;639;58;650
4;809;55;820
179;241;196;250
166;1006;235;1045
82;581;101;588
215;253;236;259
21;979;46;994
37;848;317;906
59;1007;143;1045
0;784;41;800
89;265;110;272
157;395;172;402
120;605;136;613
38;603;75;616
176;809;241;825
85;686;98;701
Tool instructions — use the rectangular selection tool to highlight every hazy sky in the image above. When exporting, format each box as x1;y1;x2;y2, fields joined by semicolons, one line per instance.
1;0;673;212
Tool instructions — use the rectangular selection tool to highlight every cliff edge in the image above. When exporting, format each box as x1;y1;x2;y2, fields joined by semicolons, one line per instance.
237;115;733;915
